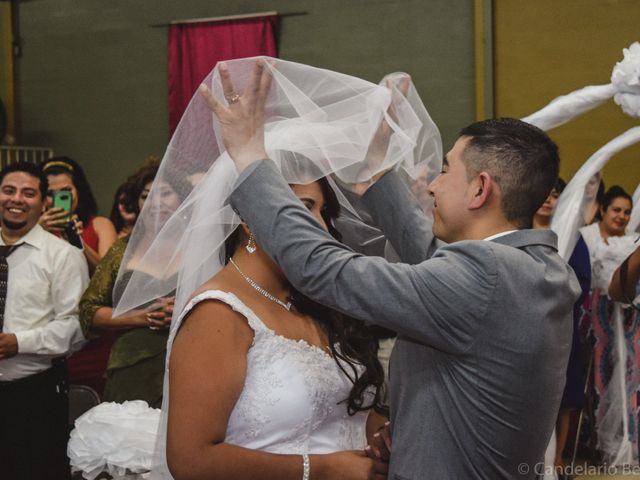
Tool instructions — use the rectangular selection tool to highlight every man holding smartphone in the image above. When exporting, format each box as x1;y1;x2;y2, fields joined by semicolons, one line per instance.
0;162;89;479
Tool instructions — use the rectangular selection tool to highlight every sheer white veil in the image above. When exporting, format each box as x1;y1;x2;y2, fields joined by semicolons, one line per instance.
113;58;440;319
111;57;441;478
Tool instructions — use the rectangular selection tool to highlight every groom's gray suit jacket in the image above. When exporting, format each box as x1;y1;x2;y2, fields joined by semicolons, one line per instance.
230;161;581;480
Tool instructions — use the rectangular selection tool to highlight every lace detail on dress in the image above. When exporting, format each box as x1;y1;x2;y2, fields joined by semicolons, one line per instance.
171;289;369;454
236;331;340;447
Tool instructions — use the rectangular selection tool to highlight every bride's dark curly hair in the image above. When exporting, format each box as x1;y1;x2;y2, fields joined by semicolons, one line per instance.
224;177;387;416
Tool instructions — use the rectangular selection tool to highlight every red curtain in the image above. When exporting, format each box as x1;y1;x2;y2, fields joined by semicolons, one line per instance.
167;15;278;135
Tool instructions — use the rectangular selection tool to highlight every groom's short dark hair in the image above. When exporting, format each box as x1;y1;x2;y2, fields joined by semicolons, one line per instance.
459;118;559;229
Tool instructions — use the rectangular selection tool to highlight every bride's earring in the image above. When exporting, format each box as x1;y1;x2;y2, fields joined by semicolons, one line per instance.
246;233;257;254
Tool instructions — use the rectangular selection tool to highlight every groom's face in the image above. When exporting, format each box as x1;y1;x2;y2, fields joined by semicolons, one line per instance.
428;136;474;243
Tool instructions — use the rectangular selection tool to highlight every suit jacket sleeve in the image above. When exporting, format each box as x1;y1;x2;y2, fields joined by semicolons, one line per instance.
361;171;437;264
230;161;496;353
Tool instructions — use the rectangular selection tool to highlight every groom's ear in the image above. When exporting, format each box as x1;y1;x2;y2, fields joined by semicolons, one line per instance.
468;172;493;210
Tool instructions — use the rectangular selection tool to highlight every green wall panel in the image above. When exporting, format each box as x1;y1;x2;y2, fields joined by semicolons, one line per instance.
16;0;475;213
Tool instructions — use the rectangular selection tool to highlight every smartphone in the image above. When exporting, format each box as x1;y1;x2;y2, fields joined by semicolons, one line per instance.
64;224;84;250
52;190;72;226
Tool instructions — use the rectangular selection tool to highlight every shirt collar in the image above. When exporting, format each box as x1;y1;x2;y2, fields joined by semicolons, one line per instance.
487;228;559;250
0;223;46;249
483;229;518;241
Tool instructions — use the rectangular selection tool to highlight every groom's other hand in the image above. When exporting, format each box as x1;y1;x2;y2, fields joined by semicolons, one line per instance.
199;59;272;172
365;421;392;462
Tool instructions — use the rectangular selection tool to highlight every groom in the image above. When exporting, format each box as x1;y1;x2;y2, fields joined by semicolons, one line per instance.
201;62;581;479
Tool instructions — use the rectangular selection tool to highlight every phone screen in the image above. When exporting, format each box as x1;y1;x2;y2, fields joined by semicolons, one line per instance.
52;190;73;225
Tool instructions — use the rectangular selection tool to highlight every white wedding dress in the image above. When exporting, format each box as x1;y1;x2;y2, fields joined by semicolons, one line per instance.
69;290;370;479
174;289;370;454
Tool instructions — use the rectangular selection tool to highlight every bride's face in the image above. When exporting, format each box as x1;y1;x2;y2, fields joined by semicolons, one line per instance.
290;182;328;231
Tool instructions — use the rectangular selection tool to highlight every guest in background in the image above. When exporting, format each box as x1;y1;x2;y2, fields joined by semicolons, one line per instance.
0;162;88;480
579;185;637;464
534;178;591;471
583;172;605;225
532;179;561;230
40;156;117;271
581;185;633;258
39;157;119;396
79;164;175;407
110;182;137;238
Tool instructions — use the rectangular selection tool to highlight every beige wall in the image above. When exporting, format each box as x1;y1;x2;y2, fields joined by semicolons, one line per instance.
493;0;640;194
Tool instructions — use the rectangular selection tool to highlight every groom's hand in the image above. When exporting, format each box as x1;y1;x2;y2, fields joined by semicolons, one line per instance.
365;421;392;463
352;75;411;195
199;59;272;172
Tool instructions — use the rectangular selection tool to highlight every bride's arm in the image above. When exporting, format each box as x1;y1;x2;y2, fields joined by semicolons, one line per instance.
167;300;380;480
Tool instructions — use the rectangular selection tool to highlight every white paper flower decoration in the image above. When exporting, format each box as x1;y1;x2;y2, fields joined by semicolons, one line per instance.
68;401;161;480
612;42;640;118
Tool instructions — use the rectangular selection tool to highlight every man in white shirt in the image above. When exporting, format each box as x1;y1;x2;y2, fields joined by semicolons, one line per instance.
0;161;89;480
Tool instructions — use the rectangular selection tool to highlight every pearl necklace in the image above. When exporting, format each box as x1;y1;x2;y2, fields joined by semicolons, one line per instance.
229;258;292;311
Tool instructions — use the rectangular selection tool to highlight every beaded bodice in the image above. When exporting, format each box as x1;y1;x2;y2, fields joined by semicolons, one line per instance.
174;290;369;453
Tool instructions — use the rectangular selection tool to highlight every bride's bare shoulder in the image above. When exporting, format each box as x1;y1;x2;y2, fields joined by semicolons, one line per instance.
188;267;236;302
176;268;253;344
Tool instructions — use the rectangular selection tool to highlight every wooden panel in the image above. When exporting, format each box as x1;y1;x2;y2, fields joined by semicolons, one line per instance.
0;2;14;140
474;0;494;120
494;0;640;193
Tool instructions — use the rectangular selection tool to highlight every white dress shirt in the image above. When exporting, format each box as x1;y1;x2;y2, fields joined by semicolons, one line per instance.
484;229;518;241
0;224;89;381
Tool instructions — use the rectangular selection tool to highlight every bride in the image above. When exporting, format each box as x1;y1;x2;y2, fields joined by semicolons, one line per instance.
166;176;389;479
